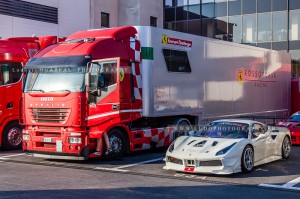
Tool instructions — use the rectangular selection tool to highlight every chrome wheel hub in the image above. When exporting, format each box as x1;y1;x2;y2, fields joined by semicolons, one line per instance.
244;148;254;171
283;137;291;157
8;127;22;146
110;135;122;153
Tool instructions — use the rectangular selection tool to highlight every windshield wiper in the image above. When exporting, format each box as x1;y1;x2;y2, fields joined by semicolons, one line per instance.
28;89;45;93
48;90;71;93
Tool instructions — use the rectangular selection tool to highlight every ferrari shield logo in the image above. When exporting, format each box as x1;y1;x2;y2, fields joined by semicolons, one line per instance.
120;68;125;82
162;35;168;45
238;70;243;84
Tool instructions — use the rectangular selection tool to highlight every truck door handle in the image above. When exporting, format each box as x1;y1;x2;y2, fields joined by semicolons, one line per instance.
6;102;13;109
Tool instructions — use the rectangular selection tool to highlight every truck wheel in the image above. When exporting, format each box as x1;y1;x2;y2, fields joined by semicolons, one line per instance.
2;122;22;150
282;136;291;159
173;119;191;139
106;129;127;160
241;145;254;173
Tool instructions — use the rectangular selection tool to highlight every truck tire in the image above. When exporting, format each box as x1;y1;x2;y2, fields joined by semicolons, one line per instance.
241;145;254;173
173;118;191;139
106;129;127;160
281;136;291;159
2;122;22;150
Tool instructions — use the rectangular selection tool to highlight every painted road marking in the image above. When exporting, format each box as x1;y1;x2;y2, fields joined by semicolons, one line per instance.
282;177;300;188
93;167;129;173
259;177;300;191
115;157;164;169
0;153;24;160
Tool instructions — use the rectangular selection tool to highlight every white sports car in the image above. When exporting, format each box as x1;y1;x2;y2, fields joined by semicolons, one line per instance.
164;119;291;174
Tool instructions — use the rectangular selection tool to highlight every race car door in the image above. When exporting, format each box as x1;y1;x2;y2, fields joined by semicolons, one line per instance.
251;123;268;163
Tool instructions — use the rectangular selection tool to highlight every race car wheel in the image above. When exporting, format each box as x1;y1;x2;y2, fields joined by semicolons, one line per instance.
106;129;127;160
281;136;291;159
241;145;254;173
2;122;22;150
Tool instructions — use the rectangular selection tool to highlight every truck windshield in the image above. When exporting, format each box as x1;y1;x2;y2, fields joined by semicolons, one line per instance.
24;67;85;93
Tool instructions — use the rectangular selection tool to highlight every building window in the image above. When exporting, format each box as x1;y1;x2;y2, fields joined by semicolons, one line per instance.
229;0;241;16
290;0;300;10
273;11;287;41
165;0;176;7
290;10;300;41
202;0;215;18
0;0;58;24
229;15;242;43
257;13;272;42
101;12;109;28
242;0;256;14
162;49;191;73
273;0;287;11
215;17;228;40
215;0;227;17
257;0;271;13
242;14;257;43
150;16;157;27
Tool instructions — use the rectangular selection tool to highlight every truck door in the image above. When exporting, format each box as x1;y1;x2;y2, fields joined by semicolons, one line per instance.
0;63;23;123
88;59;119;119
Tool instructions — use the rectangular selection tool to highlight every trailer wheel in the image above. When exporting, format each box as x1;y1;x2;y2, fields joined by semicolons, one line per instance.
173;118;191;139
106;129;127;160
2;122;22;150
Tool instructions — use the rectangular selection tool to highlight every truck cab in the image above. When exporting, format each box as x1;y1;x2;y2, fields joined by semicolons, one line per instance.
0;36;60;150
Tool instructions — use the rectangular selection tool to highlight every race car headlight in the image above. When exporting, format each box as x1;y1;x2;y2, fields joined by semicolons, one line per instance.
168;141;175;153
216;142;237;156
68;137;82;144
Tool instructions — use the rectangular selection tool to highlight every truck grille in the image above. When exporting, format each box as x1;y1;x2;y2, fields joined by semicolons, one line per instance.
31;108;70;124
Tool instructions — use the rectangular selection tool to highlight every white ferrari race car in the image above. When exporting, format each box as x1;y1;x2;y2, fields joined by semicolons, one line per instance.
164;119;291;174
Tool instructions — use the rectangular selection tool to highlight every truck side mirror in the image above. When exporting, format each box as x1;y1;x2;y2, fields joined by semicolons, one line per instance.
98;75;105;89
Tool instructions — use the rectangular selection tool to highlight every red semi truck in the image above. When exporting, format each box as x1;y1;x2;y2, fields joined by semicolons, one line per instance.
0;36;60;150
21;26;291;160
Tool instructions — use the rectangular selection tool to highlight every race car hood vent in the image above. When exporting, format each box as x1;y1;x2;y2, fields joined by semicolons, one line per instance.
187;140;196;145
212;141;218;146
193;140;207;147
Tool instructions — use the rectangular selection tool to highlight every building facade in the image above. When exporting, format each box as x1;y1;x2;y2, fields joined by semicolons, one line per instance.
164;0;300;76
0;0;90;38
90;0;163;29
0;0;163;38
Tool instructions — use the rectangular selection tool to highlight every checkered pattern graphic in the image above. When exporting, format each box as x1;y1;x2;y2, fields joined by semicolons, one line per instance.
141;127;175;150
132;62;142;100
130;35;142;101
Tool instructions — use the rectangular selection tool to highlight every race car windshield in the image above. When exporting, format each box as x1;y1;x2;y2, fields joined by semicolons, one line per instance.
287;114;300;122
194;122;249;139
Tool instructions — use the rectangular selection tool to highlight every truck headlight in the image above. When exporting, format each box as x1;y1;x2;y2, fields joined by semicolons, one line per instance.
22;134;30;141
216;142;237;156
68;137;82;144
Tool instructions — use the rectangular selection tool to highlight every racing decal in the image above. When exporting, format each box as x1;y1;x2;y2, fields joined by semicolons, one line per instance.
132;127;174;150
162;34;192;49
184;167;195;172
132;62;142;100
130;35;141;62
120;68;125;82
129;35;143;101
238;70;243;84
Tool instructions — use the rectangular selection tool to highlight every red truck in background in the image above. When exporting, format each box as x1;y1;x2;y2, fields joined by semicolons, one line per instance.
0;36;60;150
21;26;290;160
